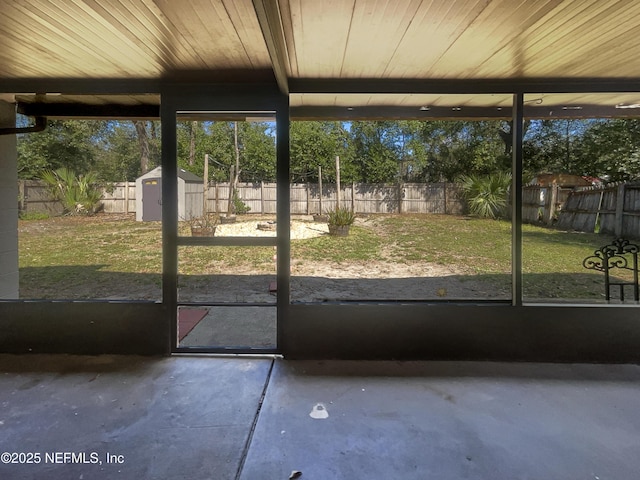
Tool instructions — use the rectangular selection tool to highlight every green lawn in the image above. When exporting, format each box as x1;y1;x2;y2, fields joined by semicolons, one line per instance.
18;213;620;301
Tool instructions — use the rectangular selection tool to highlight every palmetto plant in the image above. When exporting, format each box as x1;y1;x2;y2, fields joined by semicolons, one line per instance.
459;172;512;219
41;167;103;215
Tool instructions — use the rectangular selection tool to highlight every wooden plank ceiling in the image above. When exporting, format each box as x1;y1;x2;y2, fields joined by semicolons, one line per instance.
0;0;272;79
1;0;640;117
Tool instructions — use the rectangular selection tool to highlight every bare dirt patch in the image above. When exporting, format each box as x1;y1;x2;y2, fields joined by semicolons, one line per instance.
215;216;328;239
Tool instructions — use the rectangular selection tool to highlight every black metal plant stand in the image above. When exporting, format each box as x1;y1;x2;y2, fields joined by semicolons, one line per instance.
583;238;640;302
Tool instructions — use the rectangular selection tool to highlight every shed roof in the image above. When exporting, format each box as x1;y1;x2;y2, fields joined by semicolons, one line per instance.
1;1;639;119
139;166;202;183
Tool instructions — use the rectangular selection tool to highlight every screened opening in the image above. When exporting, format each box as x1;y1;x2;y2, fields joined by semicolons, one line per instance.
17;115;162;301
174;112;279;350
288;94;514;303
522;93;640;304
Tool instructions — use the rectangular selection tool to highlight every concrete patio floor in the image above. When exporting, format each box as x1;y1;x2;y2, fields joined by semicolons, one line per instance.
0;355;639;480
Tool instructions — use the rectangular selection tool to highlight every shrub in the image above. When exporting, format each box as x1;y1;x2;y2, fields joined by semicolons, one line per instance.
459;172;512;219
41;167;103;215
232;190;251;214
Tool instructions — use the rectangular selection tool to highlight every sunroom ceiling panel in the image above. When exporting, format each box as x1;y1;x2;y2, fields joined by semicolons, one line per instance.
0;0;272;79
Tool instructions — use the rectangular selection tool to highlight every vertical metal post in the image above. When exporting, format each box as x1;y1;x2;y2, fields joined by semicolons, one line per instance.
276;96;290;352
512;93;524;306
161;94;178;350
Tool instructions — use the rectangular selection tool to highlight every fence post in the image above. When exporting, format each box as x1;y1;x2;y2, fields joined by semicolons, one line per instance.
398;182;404;214
318;166;323;214
442;182;447;214
18;180;25;213
261;181;265;214
546;184;558;225
124;182;130;214
335;156;341;209
305;182;310;215
351;182;356;212
615;183;626;236
203;154;209;215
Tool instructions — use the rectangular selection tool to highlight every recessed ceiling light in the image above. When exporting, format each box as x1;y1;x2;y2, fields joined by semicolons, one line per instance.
562;106;583;110
616;103;640;109
419;106;430;111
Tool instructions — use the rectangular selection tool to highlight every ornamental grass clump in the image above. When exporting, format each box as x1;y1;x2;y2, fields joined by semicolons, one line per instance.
327;207;356;236
327;207;356;226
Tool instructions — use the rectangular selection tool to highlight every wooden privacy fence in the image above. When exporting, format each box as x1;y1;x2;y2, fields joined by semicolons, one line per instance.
19;180;466;216
522;184;572;225
557;182;640;238
18;180;64;216
18;181;136;215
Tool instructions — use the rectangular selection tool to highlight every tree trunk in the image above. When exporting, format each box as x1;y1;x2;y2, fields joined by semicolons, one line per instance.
498;120;531;156
228;121;241;216
234;121;240;182
189;121;197;166
133;121;150;175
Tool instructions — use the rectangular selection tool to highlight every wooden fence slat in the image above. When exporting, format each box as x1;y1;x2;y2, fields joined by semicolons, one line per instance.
552;182;640;239
20;180;470;217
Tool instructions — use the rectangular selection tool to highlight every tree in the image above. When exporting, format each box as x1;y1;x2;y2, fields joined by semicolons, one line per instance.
290;121;355;182
237;121;276;182
575;119;640;181
407;121;506;182
92;121;160;182
351;121;401;183
17;120;103;179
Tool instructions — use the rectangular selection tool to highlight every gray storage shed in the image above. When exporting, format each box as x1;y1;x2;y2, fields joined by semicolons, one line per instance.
136;166;204;222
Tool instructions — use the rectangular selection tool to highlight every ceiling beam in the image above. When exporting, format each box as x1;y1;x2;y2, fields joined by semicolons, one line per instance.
17;101;640;120
17;102;160;119
4;76;639;99
291;105;640;120
252;0;290;95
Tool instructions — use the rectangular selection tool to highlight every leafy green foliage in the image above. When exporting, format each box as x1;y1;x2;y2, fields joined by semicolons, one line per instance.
17;120;104;179
351;121;401;182
41;167;103;215
16;116;640;187
459;172;512;219
575;119;640;181
290;121;355;182
232;190;251;214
